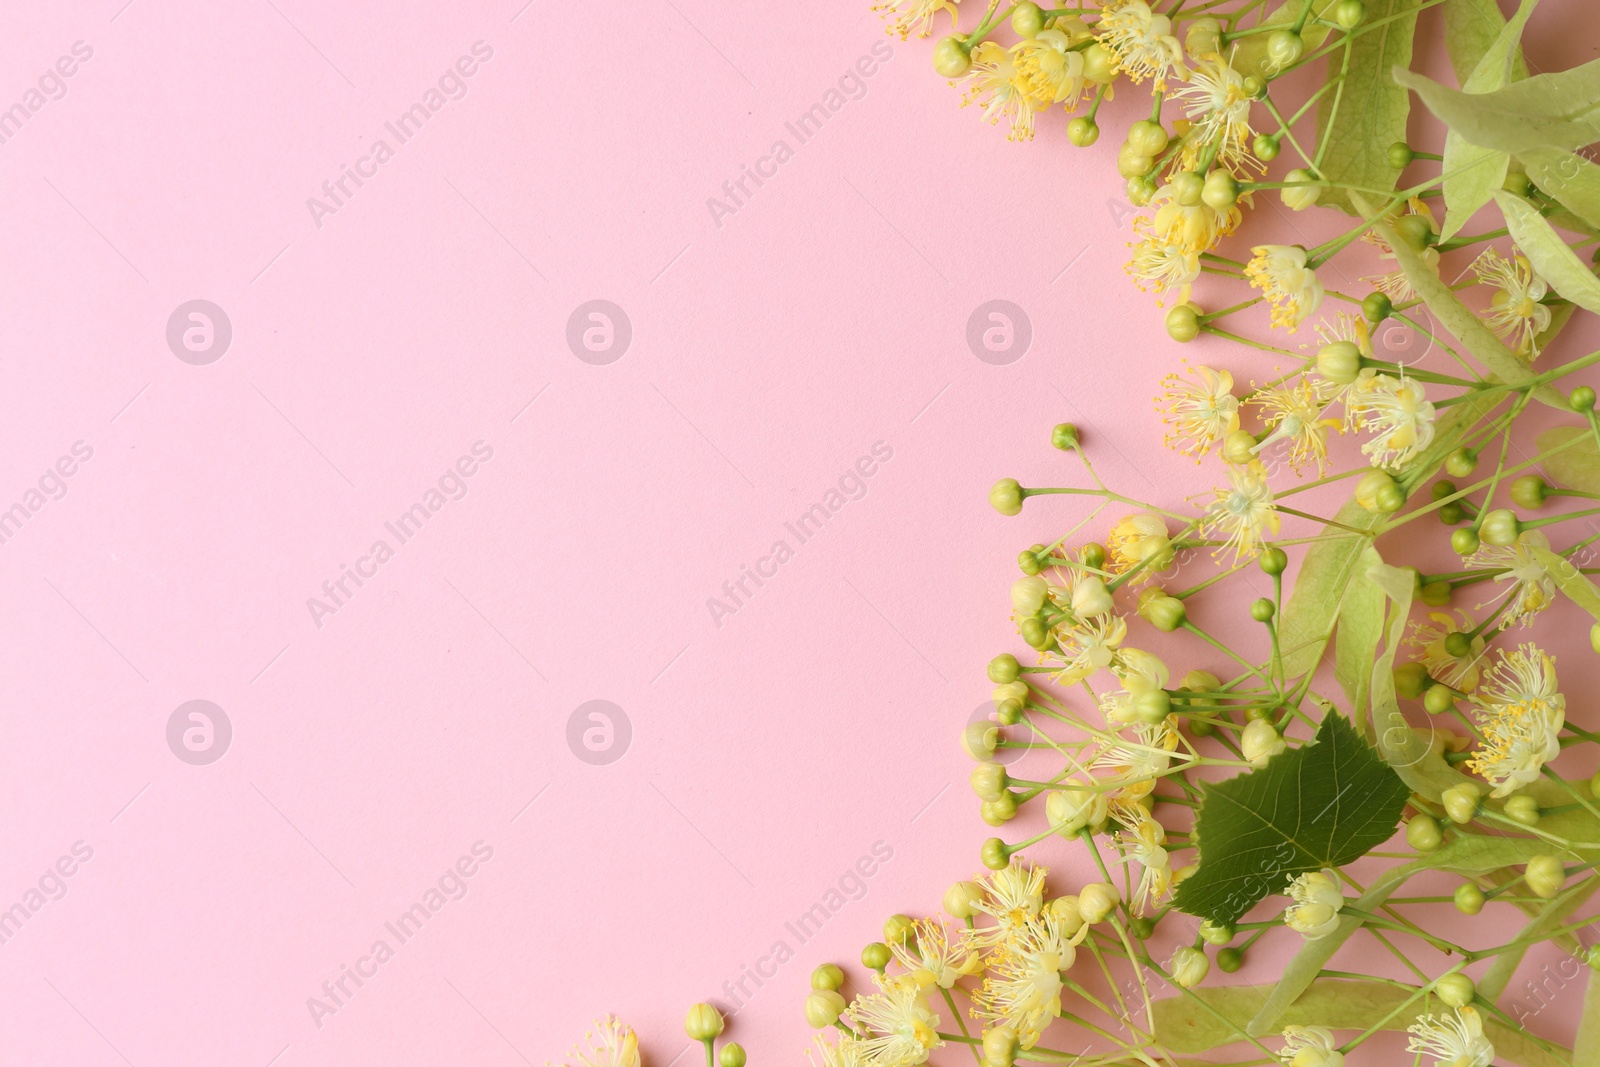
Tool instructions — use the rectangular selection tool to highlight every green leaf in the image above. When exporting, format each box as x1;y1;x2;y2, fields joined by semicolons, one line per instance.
1523;147;1600;230
1229;0;1344;79
1578;967;1600;1067
1529;542;1600;620
1444;0;1530;82
1368;204;1567;408
1154;977;1570;1066
1315;0;1422;214
1479;875;1600;1000
1333;546;1387;734
1395;61;1600;156
1172;713;1410;924
1534;424;1600;493
1439;0;1537;240
1494;191;1600;311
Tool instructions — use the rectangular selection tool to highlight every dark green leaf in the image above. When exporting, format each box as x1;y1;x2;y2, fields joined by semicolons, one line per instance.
1172;713;1410;924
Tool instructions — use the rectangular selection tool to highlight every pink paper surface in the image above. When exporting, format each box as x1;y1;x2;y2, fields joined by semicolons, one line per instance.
2;1;1597;1064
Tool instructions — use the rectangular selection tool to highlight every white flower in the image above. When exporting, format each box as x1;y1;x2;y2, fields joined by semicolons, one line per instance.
1046;612;1127;684
1278;1025;1344;1067
1349;373;1435;468
1406;1006;1494;1067
1100;649;1171;725
1250;378;1339;474
971;914;1084;1049
564;1017;641;1067
809;1034;869;1067
1097;0;1185;87
1241;718;1286;766
1114;815;1172;914
1201;466;1280;560
1245;245;1325;330
1126;238;1201;305
1174;55;1255;171
1466;530;1556;627
1472;247;1551;358
1014;28;1088;108
1467;644;1564;798
1159;365;1240;458
846;975;943;1067
1405;611;1488;693
1108;512;1175;576
1012;575;1050;616
973;861;1048;937
962;43;1037;141
871;0;958;40
1283;868;1344;939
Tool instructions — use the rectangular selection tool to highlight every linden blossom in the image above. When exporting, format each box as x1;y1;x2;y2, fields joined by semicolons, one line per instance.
705;41;893;228
706;440;893;627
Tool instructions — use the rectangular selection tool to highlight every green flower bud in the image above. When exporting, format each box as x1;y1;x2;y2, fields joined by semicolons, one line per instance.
1527;855;1566;899
1242;74;1267;98
932;36;972;77
1355;470;1401;514
1216;946;1244;972
988;653;1021;684
963;720;999;760
1171;171;1205;207
1222;429;1258;466
982;1027;1020;1067
1571;385;1597;412
981;792;1018;825
805;989;846;1028
1202;170;1239;211
944;880;984;919
1504;794;1540;826
883;914;914;945
1445;448;1477;477
1479;508;1520;546
1282;169;1321;211
1081;542;1108;569
1363;291;1393;323
1503;170;1534;198
1436;973;1474;1009
1406;814;1443;852
971;761;1009;802
1250;598;1275;623
996;697;1025;725
1129;916;1155;939
1127;175;1157;206
1334;0;1366;28
1082;42;1116;84
861;941;892;971
1431;479;1457;502
1510;475;1548;509
1071;575;1115;617
989;478;1024;516
1170;945;1210;988
1394;661;1430;699
1127;119;1169;156
1454;882;1485;914
1443;782;1481;825
1439;503;1465;525
1018;544;1047;575
1050;422;1081;451
1443;631;1472;657
1394;213;1435;251
1420;579;1453;606
720;1046;746;1067
1387;141;1414;168
1316;341;1363;385
1166;303;1201;342
1199;919;1234;945
811;963;844;990
1451;528;1480;556
980;836;1010;871
1423;684;1455;715
1010;1;1045;36
1117;145;1153;180
1140;594;1187;632
1266;29;1304;69
685;1003;725;1041
1078;882;1120;923
1592;624;1600;657
1067;116;1099;147
1259;546;1288;576
1253;133;1280;161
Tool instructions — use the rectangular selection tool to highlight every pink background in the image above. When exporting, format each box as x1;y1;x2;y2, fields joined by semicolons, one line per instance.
0;1;1595;1064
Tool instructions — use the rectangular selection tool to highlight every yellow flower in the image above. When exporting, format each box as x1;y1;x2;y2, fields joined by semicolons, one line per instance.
1107;512;1174;576
809;1035;869;1067
1158;364;1240;458
971;913;1085;1048
1099;648;1171;725
1126;238;1201;305
1245;245;1325;330
962;43;1038;141
1114;815;1172;914
1046;612;1128;684
871;0;959;40
1173;55;1257;172
1361;199;1439;301
1406;1007;1494;1067
1279;1026;1344;1067
1283;868;1344;939
1249;378;1340;474
1013;28;1088;109
1200;465;1280;559
1405;611;1487;693
1467;644;1564;798
564;1017;641;1067
845;975;943;1067
1466;530;1557;627
1097;0;1185;87
1471;247;1551;358
889;917;984;988
1348;373;1435;468
1141;184;1243;252
973;860;1048;937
